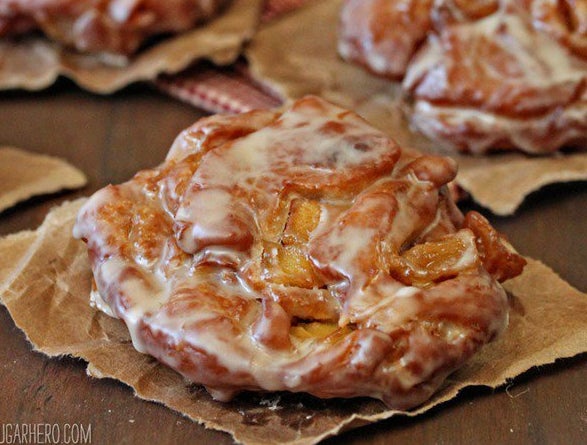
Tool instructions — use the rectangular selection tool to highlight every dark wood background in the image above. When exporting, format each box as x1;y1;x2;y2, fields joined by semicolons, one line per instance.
1;80;585;445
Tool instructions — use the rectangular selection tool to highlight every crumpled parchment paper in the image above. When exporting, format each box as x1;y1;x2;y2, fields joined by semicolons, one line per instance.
0;199;585;444
0;146;86;213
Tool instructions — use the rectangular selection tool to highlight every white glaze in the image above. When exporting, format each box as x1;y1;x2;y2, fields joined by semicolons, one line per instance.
403;4;587;153
73;97;512;407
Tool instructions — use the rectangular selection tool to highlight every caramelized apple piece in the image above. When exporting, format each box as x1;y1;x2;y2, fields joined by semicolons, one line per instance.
282;199;322;245
389;230;480;286
463;211;526;282
290;322;353;345
262;242;323;289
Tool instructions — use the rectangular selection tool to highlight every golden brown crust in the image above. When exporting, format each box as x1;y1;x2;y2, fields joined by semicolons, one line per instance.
0;0;230;55
339;0;587;154
526;0;587;59
74;96;525;409
338;0;434;78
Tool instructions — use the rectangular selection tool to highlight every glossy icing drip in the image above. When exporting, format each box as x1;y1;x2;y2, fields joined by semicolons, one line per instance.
403;5;587;153
339;0;587;153
74;96;522;408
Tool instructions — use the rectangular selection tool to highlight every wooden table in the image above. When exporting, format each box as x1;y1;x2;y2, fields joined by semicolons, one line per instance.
1;81;585;445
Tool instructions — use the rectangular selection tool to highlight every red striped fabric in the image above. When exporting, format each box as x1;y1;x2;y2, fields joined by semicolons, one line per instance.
157;62;282;114
156;0;312;114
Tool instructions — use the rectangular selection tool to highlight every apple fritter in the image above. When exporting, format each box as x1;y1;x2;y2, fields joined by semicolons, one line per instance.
339;0;587;153
0;0;230;55
74;96;525;408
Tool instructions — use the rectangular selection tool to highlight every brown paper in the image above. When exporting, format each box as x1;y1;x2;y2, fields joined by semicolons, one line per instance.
0;146;87;213
245;0;587;216
0;200;586;444
451;152;587;216
0;0;262;93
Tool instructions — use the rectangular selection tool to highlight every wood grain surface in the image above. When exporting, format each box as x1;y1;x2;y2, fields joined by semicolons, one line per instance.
0;80;585;445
